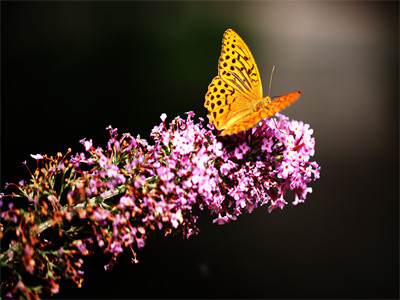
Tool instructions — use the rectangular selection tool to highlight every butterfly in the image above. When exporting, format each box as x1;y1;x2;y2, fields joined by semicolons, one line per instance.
204;29;301;136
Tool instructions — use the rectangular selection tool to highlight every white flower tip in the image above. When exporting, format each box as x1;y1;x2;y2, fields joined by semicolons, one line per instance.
30;154;43;160
160;113;167;122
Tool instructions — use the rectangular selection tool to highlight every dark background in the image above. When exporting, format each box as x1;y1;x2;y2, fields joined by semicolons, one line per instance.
1;2;398;299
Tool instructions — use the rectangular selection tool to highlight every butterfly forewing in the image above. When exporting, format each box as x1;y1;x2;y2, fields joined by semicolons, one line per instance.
218;29;263;100
260;91;302;119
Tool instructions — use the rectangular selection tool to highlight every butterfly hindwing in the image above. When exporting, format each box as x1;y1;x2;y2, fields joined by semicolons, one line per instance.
221;91;302;135
205;76;254;131
220;110;265;135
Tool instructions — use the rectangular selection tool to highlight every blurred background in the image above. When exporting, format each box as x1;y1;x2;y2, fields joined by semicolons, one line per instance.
1;2;398;298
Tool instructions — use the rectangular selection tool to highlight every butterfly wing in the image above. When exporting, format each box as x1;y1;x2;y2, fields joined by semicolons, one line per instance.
217;29;263;101
205;76;255;131
204;29;264;134
219;91;302;135
219;109;266;136
260;91;302;119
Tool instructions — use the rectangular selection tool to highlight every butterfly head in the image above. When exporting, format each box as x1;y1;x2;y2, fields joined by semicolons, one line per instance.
255;97;272;111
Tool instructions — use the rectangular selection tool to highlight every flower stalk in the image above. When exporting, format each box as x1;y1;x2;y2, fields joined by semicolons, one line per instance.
0;111;320;299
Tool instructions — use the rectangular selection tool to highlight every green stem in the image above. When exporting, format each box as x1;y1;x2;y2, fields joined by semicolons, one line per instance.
0;185;127;264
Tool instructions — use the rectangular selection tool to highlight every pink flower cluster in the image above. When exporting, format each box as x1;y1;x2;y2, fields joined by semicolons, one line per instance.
146;111;320;225
0;111;320;299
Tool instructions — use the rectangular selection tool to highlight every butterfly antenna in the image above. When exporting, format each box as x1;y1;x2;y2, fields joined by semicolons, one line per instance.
268;65;275;97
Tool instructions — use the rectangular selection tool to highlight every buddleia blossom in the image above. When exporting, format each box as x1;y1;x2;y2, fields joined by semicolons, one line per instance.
0;111;320;299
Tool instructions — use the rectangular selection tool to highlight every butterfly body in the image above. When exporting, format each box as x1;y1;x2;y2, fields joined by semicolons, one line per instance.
205;29;301;136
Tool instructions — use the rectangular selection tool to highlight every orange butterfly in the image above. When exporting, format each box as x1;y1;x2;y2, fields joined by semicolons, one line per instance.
204;29;301;135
